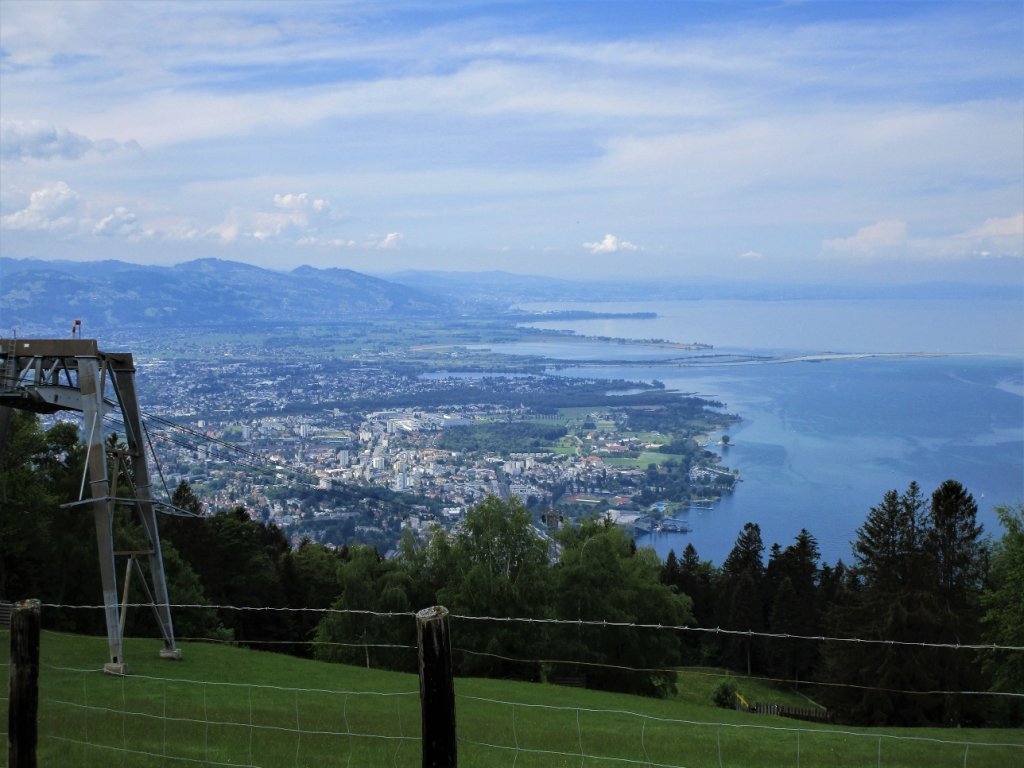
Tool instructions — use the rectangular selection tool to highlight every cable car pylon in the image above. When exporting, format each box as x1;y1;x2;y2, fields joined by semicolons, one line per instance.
1;338;181;673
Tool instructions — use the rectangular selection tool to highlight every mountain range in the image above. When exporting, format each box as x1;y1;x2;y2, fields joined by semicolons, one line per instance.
0;258;458;332
2;256;1017;334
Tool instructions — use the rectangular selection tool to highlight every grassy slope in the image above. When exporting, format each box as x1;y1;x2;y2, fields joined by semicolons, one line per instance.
1;631;1021;768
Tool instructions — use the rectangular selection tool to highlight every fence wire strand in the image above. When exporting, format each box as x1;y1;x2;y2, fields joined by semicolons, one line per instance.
36;602;1024;651
456;694;1024;750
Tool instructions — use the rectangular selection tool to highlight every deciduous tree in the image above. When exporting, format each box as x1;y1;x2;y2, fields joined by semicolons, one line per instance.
980;505;1024;724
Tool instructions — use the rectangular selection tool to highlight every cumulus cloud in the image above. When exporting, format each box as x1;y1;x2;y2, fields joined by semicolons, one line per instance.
137;214;203;242
374;232;404;249
961;212;1023;241
172;193;402;250
1;181;82;231
822;220;908;258
93;206;140;237
582;233;639;254
1;182;399;252
952;212;1024;258
211;192;335;242
211;218;241;243
1;119;140;161
822;214;1023;260
273;192;330;213
1;181;147;241
250;211;303;241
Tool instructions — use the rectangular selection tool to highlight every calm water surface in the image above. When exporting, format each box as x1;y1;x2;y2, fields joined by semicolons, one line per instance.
520;298;1024;356
512;299;1023;565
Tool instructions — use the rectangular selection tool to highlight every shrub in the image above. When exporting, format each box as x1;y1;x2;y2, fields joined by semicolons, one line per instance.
712;679;738;709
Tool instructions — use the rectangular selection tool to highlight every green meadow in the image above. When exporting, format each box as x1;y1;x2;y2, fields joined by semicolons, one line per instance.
2;631;1021;767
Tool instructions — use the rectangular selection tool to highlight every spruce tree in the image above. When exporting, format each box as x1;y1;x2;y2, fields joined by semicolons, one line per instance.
927;480;987;724
822;482;943;725
678;543;715;626
676;543;715;662
661;548;681;588
717;523;765;674
766;529;821;684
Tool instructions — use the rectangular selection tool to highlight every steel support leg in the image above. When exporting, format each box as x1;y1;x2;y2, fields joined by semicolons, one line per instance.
78;356;126;673
110;356;180;658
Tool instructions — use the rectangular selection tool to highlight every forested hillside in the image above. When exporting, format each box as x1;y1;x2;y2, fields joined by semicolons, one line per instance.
0;257;452;330
1;411;1020;726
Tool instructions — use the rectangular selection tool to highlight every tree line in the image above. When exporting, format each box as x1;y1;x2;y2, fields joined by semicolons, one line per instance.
437;421;568;454
1;410;1019;725
661;481;1022;726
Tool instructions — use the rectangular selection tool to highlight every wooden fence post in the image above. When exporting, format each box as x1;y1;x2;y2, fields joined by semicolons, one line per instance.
416;606;456;768
8;598;41;768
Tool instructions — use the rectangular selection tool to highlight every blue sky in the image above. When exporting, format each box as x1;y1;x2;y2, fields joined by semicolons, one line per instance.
1;1;1021;283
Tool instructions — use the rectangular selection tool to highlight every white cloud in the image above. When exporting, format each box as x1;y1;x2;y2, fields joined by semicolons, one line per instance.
0;4;1019;279
583;234;639;254
0;119;139;161
739;250;763;260
962;212;1023;240
374;232;404;250
1;181;82;231
210;193;335;242
210;217;241;243
297;236;358;248
93;206;140;237
952;212;1024;259
273;192;331;212
250;211;306;241
3;182;176;242
822;220;908;258
142;217;202;242
822;214;1024;261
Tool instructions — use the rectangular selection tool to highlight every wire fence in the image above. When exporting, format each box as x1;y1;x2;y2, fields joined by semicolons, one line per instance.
3;603;1023;768
40;665;419;768
39;602;1024;654
36;601;1024;704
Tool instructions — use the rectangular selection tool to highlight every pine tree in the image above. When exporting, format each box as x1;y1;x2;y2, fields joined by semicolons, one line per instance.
766;530;821;684
820;481;994;725
768;575;801;681
661;548;681;588
929;480;986;613
678;543;715;626
675;543;715;663
717;523;765;674
927;480;988;724
822;483;944;724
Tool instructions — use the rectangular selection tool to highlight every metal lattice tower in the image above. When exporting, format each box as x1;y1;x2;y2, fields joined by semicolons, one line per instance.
0;338;181;673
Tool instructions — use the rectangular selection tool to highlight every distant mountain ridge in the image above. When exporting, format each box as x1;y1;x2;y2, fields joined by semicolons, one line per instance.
0;257;451;332
3;257;1017;334
385;269;1022;303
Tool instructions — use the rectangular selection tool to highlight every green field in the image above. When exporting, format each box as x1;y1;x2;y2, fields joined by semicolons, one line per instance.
603;450;670;468
2;631;1021;767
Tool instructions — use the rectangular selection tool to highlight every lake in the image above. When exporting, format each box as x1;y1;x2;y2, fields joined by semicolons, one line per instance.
511;299;1024;566
520;298;1024;356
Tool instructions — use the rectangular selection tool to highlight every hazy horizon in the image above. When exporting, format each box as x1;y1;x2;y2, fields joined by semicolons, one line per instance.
1;1;1021;286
